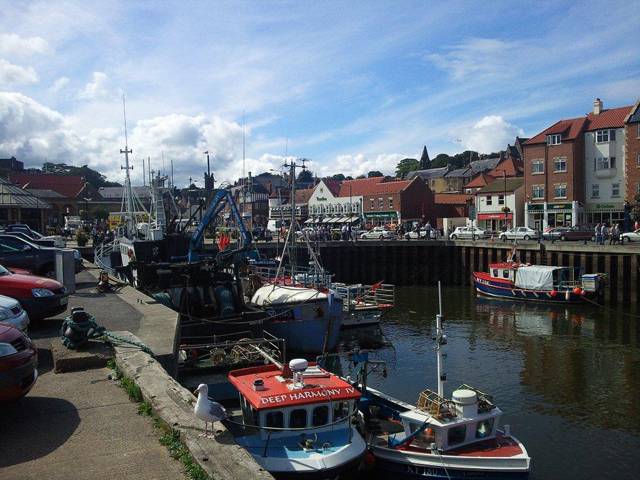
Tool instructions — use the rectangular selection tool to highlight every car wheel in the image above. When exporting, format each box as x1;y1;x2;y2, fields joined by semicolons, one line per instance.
523;235;530;240
472;235;478;241
560;235;566;241
379;235;384;240
451;234;457;240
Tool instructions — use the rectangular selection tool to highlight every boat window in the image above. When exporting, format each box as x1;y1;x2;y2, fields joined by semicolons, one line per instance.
312;406;329;426
502;270;509;279
290;409;308;428
475;418;495;439
447;425;467;445
265;410;284;429
333;401;350;421
492;269;498;277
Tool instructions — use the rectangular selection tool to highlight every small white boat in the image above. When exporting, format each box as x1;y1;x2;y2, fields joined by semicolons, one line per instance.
355;283;531;479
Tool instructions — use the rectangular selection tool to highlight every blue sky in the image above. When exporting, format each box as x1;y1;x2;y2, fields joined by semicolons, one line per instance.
1;0;639;186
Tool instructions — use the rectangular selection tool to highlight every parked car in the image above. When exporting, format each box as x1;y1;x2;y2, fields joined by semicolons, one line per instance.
0;323;38;402
554;226;595;242
499;227;539;241
542;227;572;241
1;230;56;248
449;226;491;240
404;228;439;240
0;234;82;276
295;227;318;241
0;295;29;332
360;227;395;240
4;224;64;248
0;264;68;320
620;228;640;243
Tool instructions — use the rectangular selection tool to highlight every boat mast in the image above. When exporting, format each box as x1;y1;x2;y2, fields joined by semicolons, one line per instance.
436;281;446;397
120;94;135;237
283;157;306;274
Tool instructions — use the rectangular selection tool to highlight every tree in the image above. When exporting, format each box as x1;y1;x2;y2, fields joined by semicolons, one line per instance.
41;162;121;188
356;174;366;179
431;153;453;168
296;169;314;184
395;158;419;179
331;173;346;181
367;171;383;178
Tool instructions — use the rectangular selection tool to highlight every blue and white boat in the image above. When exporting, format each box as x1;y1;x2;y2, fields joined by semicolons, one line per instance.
227;358;366;478
251;284;343;353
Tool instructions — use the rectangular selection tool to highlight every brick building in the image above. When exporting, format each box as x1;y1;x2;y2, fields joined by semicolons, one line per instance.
523;98;635;229
625;100;640;201
361;177;433;225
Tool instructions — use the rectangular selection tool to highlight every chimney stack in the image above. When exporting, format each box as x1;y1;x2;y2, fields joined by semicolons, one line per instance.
593;98;603;115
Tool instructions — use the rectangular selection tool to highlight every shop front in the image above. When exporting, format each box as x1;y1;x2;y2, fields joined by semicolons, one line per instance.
477;212;513;232
524;201;581;230
363;211;398;227
583;203;624;227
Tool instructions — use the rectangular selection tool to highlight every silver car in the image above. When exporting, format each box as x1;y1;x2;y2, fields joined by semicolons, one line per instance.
499;227;539;241
0;294;30;332
449;226;491;240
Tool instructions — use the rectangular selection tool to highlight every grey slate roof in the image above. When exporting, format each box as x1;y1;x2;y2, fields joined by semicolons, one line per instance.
444;167;473;178
98;186;151;200
0;178;51;208
407;166;449;180
468;157;501;175
26;188;65;199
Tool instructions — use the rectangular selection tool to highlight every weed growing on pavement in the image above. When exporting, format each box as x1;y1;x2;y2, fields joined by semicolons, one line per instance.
138;401;152;416
160;429;209;480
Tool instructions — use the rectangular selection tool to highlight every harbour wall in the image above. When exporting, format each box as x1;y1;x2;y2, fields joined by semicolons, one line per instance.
256;240;640;305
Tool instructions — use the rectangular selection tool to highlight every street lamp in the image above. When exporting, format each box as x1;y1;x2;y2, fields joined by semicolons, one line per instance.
83;197;92;223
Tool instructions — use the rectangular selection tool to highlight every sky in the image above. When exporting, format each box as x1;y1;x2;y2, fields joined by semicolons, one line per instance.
1;0;639;187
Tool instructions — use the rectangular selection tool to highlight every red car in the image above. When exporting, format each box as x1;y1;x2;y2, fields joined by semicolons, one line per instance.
0;323;38;401
0;264;68;320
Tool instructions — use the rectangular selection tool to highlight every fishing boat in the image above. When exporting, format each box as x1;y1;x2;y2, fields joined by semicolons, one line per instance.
354;283;531;479
226;358;366;478
251;284;343;354
473;261;605;303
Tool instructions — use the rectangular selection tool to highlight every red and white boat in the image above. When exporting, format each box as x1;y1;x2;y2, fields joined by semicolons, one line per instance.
355;283;531;479
227;358;366;478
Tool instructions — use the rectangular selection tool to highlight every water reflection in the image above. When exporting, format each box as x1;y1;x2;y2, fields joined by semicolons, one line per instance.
338;286;640;479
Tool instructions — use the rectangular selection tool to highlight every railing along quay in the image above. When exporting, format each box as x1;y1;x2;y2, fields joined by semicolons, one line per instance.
254;239;640;305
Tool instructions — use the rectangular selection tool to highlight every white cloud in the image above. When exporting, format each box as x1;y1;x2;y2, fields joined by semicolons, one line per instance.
0;33;50;56
461;116;524;154
78;71;112;100
0;59;39;85
49;76;70;93
316;153;404;178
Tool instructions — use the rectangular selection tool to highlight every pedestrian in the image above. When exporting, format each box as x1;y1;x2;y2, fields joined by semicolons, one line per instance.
611;223;620;245
595;223;601;245
341;224;347;241
425;221;432;240
602;223;609;245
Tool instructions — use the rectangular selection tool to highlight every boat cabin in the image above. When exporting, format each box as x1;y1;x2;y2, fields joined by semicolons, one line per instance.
398;388;502;452
489;263;581;291
228;361;361;440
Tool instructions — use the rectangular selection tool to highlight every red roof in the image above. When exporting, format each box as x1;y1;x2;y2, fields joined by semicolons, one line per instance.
464;173;494;189
434;193;472;205
337;177;385;197
9;173;87;198
490;157;522;177
321;179;341;196
526;104;633;145
228;364;360;410
585;106;632;130
362;179;411;195
294;188;314;204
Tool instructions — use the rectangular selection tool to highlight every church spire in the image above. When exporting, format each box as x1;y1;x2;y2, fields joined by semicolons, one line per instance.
419;145;430;170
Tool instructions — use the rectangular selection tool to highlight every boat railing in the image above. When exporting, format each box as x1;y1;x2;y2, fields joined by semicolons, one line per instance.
250;264;333;289
416;388;456;419
94;239;118;273
557;280;582;290
332;283;395;308
456;384;496;413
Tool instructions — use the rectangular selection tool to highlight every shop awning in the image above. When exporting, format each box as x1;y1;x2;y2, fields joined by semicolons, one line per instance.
477;213;513;220
323;217;333;223
304;218;315;224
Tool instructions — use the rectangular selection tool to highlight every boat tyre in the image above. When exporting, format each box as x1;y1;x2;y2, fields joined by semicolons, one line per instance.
523;235;530;240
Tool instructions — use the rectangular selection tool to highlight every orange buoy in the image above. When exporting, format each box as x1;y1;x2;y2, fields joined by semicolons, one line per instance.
573;287;582;295
364;451;376;468
550;290;558;297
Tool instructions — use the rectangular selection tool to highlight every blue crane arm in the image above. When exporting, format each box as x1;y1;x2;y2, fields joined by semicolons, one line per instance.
187;189;252;262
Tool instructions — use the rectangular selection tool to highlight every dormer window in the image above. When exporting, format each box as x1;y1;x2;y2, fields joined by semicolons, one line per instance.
547;134;562;145
596;129;616;143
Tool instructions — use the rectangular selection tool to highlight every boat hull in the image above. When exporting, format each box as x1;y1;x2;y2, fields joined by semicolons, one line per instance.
473;273;597;304
373;455;528;479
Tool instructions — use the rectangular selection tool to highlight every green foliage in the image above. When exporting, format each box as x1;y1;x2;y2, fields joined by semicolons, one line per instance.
331;173;346;181
297;169;314;183
395;158;420;178
356;174;366;179
94;207;109;221
42;162;121;189
120;376;143;403
75;230;89;247
159;429;210;480
367;171;383;178
138;401;153;416
430;151;480;170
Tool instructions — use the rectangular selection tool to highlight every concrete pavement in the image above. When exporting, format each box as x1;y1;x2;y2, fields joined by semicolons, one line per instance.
0;269;187;480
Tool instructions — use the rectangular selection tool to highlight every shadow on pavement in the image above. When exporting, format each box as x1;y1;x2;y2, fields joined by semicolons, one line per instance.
0;396;80;468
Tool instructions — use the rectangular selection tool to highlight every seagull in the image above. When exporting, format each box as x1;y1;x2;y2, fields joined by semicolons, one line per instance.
194;383;227;438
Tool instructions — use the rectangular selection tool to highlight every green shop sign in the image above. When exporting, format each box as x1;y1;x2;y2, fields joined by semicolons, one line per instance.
548;203;572;210
527;204;544;211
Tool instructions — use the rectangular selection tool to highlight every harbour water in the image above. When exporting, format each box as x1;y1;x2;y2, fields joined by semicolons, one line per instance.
338;286;640;479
